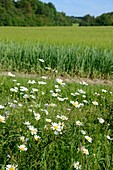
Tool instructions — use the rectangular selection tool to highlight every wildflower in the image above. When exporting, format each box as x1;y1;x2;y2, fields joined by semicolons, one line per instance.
56;115;68;120
42;91;45;95
46;118;52;123
38;81;47;85
41;109;48;115
106;135;113;140
78;89;86;94
42;76;47;79
81;130;86;135
61;115;68;120
24;121;31;126
6;164;18;170
34;135;41;141
18;144;27;152
30;95;36;99
20;86;28;92
51;122;61;132
55;88;61;92
0;115;5;123
13;79;17;82
28;109;33;112
17;83;20;86
28;126;38;135
31;88;38;92
80;81;88;86
85;136;92;143
55;85;59;88
13;100;18;103
18;103;23;107
45;67;51;70
34;112;41;121
39;58;45;62
52;93;58;97
76;120;83;126
10;88;18;93
95;92;100;96
27;80;36;84
20;136;26;143
8;72;15;77
57;97;65;101
92;101;98;106
102;89;107;93
51;122;64;135
73;161;82;169
98;118;105;124
49;103;57;107
23;94;29;99
70;101;80;108
81;146;89;155
56;78;65;86
0;105;5;109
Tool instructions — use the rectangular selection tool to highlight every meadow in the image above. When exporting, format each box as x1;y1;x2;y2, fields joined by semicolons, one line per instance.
0;73;113;170
0;26;113;170
0;26;113;78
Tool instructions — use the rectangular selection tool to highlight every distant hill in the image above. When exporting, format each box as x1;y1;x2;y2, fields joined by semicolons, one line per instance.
0;0;72;26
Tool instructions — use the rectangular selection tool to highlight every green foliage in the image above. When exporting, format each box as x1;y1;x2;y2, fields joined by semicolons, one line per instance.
0;0;72;26
79;12;113;26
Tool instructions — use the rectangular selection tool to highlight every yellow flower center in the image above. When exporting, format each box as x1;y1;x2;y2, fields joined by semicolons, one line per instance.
20;147;25;151
59;82;62;84
0;118;2;122
9;167;15;170
35;137;39;141
53;125;58;130
73;102;78;107
31;129;36;133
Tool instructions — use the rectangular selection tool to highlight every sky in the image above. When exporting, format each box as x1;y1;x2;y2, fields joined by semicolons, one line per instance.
41;0;113;17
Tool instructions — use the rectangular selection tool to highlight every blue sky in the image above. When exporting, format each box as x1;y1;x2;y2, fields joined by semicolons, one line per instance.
41;0;113;17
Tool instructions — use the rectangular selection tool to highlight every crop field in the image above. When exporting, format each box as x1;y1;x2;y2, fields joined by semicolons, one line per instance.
0;26;113;47
0;74;113;170
0;26;113;78
0;26;113;170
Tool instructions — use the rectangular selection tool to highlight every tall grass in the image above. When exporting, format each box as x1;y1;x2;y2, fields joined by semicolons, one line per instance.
0;42;113;78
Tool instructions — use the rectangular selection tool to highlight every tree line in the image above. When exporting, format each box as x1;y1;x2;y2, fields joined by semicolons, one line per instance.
0;0;72;26
79;12;113;26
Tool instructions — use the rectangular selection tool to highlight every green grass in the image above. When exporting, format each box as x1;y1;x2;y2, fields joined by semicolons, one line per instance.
0;26;113;48
0;75;113;170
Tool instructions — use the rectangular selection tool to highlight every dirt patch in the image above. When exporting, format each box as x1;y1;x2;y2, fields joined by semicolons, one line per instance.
0;71;113;86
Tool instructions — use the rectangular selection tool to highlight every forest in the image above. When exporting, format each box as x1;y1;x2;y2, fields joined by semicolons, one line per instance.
79;12;113;26
0;0;72;26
